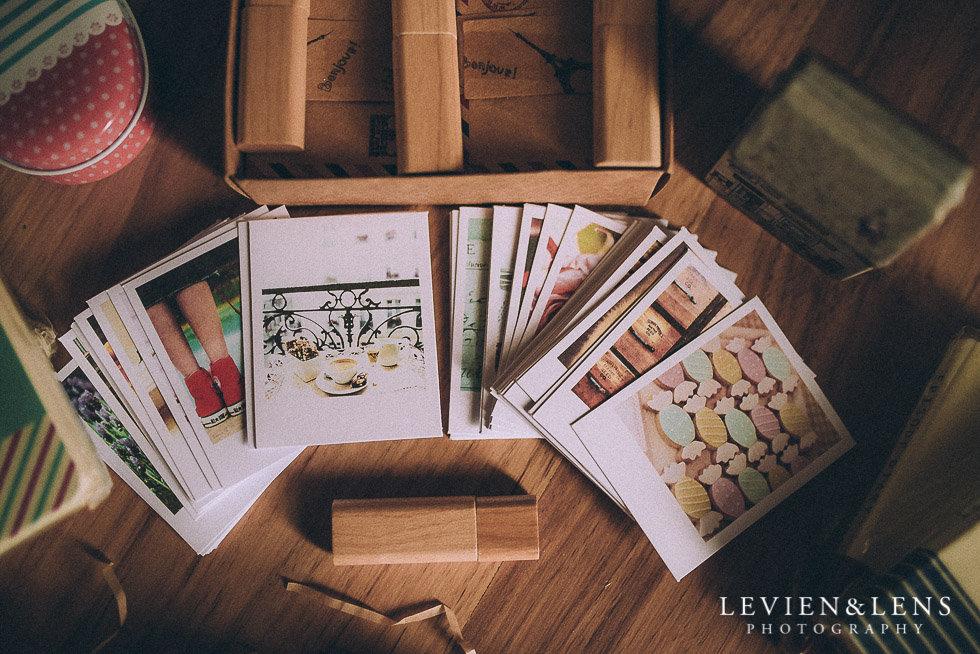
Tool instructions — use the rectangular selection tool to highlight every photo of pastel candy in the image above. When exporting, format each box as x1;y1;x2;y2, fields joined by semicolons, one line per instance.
656;363;685;389
724;409;758;448
709;477;746;519
737;348;767;384
694;408;728;449
778;402;811;436
711;349;742;385
658;404;695;447
767;465;792;490
682;350;714;383
680;440;706;462
737;468;771;505
749;406;781;441
674;477;712;518
699;511;723;537
762;347;792;381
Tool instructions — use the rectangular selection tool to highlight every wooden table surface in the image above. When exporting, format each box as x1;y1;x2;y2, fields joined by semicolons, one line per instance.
1;1;978;652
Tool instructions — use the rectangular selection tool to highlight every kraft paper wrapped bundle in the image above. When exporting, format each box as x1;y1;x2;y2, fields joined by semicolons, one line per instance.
707;53;973;279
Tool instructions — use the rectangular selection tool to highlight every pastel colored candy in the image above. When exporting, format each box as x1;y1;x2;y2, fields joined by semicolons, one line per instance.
681;440;706;461
658;404;695;447
657;364;685;389
683;394;707;414
711;349;742;385
699;511;723;537
762;347;792;381
737;348;767;384
724;409;758;448
768;465;792;490
714;442;739;463
682;350;714;383
674;477;712;518
750;406;781;440
661;462;687;485
709;477;745;519
698;464;722;485
778;402;811;436
738;468;771;505
694;408;728;449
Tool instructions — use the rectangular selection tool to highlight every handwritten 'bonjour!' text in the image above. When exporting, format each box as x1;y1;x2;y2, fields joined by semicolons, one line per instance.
462;55;518;79
318;41;360;93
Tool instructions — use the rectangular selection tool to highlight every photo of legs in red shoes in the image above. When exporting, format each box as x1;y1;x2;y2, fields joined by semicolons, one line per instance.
135;237;246;445
147;281;244;428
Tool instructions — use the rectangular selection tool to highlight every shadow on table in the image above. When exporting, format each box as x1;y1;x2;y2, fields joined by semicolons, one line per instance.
665;13;765;181
130;0;231;175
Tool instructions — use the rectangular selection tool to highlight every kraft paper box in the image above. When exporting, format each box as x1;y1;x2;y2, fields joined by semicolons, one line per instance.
706;52;972;279
224;0;673;206
0;276;111;557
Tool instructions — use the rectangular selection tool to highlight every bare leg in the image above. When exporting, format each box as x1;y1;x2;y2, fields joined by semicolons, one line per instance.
147;298;228;426
175;281;229;365
176;280;244;415
146;302;200;377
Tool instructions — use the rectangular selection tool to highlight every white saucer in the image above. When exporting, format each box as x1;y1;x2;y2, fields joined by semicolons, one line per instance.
315;373;366;395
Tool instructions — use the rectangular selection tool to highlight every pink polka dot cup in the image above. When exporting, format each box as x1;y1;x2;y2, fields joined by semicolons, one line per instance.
0;0;153;184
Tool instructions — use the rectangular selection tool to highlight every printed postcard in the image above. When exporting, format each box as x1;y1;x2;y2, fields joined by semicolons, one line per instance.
91;289;219;499
573;298;855;579
249;212;442;447
448;207;493;438
57;361;296;555
528;250;745;502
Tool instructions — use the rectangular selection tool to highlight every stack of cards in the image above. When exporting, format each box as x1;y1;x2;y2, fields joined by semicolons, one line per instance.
57;208;445;554
58;206;301;554
449;204;855;579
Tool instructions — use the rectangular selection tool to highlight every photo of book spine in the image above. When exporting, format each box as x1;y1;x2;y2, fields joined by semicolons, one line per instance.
460;216;492;393
572;265;731;409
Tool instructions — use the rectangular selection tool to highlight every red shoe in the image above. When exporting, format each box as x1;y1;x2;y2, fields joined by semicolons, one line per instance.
184;368;228;428
210;356;245;417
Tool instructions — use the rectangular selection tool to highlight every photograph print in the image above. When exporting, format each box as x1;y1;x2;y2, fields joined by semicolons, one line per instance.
248;212;442;447
129;235;246;445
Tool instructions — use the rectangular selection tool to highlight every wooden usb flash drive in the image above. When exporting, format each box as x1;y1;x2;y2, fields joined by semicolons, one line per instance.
236;0;310;152
593;0;662;168
332;495;539;565
391;0;464;174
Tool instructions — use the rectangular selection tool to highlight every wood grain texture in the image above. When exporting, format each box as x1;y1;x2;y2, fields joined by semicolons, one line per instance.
392;0;463;174
333;496;479;565
475;495;539;562
0;0;978;652
331;495;538;565
236;0;309;152
594;0;663;167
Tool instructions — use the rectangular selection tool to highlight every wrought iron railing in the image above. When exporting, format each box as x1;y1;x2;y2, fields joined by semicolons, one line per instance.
262;280;423;355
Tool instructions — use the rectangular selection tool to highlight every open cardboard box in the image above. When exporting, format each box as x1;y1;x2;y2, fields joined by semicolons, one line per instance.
223;0;672;206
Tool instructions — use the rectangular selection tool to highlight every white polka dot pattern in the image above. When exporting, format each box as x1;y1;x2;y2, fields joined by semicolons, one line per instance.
0;19;151;184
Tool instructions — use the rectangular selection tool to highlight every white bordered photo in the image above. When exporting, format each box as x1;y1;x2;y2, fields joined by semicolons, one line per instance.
120;231;299;487
247;212;443;447
572;298;855;580
528;249;746;503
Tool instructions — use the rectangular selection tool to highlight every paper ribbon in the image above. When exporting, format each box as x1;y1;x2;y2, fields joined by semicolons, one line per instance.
284;580;476;654
83;546;128;653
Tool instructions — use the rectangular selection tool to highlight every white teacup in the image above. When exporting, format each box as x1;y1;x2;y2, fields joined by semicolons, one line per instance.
325;357;359;384
378;340;400;367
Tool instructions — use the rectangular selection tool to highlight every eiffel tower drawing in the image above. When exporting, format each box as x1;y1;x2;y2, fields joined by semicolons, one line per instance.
510;30;591;94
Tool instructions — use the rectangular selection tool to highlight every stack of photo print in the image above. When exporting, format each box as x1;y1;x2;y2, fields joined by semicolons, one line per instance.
58;206;300;554
448;204;855;579
58;207;444;554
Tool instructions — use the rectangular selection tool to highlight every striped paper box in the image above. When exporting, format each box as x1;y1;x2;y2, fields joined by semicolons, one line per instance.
0;277;110;556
